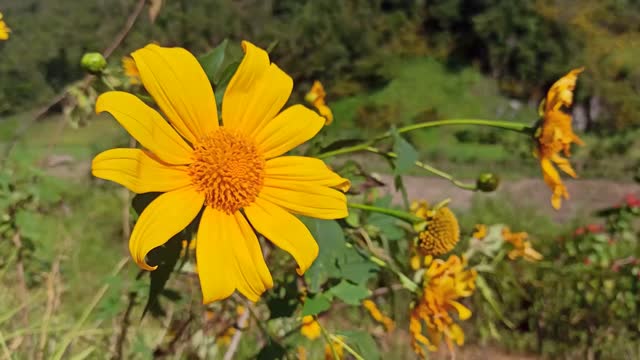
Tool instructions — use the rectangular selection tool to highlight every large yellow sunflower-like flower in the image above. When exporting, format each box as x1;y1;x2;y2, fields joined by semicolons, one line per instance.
409;255;477;358
0;12;11;40
535;67;585;210
92;41;350;304
410;200;460;256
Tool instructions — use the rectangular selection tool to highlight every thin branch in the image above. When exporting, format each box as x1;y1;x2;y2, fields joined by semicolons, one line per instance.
222;306;251;360
1;0;147;163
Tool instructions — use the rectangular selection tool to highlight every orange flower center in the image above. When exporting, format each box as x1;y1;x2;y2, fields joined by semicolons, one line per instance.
188;128;265;214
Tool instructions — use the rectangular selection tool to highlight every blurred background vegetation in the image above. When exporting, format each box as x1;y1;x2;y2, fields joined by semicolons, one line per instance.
0;0;639;359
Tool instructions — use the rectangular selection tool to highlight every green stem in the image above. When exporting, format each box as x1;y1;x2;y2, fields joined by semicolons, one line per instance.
351;244;419;293
365;147;477;191
388;119;533;139
348;203;422;224
316;119;533;159
318;320;339;360
329;334;366;360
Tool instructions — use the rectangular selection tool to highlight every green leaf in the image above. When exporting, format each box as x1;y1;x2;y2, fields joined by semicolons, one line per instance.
299;217;347;292
391;128;418;175
338;330;380;360
328;280;370;306
256;341;287;360
337;250;379;284
132;192;161;216
142;235;182;319
265;275;300;319
197;39;242;86
301;293;331;316
319;138;366;154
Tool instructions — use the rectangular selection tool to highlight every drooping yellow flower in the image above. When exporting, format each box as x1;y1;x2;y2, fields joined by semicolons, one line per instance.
472;224;487;240
216;327;236;346
409;255;477;358
300;315;321;340
411;201;460;256
324;336;345;360
535;67;585;209
122;56;140;84
305;81;334;125
502;227;542;262
92;41;350;304
362;299;395;332
0;12;11;40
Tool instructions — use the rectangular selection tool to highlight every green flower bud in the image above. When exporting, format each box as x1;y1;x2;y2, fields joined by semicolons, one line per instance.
81;52;107;74
476;172;500;192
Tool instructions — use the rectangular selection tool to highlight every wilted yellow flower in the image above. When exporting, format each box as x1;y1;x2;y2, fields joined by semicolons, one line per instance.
362;299;395;332
296;346;307;360
92;41;350;304
305;81;334;125
300;315;321;340
535;68;585;210
216;327;236;346
122;56;140;84
409;255;477;358
472;224;487;240
324;336;345;360
0;12;10;40
412;202;460;256
502;227;542;262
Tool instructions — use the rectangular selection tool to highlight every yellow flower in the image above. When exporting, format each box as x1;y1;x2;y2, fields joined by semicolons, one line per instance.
362;299;395;332
305;81;334;125
412;202;460;256
535;67;585;209
216;326;236;346
502;227;542;262
0;12;11;40
122;56;140;84
409;255;477;358
472;224;487;240
92;41;350;304
300;315;321;340
296;346;307;360
324;336;345;360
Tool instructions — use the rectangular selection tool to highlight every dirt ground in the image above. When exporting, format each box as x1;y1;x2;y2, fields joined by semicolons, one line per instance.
376;174;640;222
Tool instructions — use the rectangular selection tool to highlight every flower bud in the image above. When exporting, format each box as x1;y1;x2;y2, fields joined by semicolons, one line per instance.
476;172;500;192
81;52;107;74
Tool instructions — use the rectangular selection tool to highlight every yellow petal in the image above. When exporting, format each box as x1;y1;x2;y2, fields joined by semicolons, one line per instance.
550;153;577;178
196;208;273;303
448;324;465;346
260;179;348;219
92;148;191;193
265;156;350;192
96;91;193;164
244;197;318;275
449;301;472;320
129;187;203;271
132;44;218;143
254;105;325;159
222;41;292;137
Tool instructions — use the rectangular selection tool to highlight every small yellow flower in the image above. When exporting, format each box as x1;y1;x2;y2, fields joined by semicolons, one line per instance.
216;327;236;346
502;227;542;262
535;67;585;209
412;202;460;256
296;346;307;360
324;336;345;360
305;81;334;125
0;12;10;41
92;41;350;304
409;255;477;358
472;224;487;240
362;299;395;332
300;315;321;340
122;56;140;84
